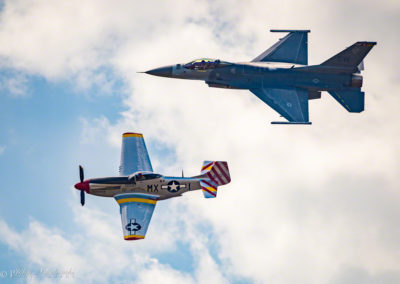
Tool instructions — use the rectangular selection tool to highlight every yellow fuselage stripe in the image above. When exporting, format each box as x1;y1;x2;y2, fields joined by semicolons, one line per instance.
117;198;157;205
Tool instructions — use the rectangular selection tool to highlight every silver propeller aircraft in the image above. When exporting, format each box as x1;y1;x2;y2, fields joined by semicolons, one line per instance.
74;132;230;240
145;29;376;124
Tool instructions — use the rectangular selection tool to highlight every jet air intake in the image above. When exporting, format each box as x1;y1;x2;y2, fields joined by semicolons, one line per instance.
206;82;243;89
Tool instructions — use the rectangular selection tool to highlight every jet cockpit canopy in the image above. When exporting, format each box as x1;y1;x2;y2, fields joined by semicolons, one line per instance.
183;58;232;70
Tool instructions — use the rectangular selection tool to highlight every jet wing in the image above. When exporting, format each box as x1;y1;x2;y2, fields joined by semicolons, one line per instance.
114;193;158;241
252;30;310;65
119;132;153;176
249;87;310;124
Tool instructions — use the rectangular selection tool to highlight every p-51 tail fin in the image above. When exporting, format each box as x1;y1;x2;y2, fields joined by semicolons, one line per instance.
200;161;230;198
321;41;376;73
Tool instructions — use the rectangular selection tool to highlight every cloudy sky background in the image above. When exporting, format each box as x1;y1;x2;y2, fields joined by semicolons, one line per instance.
0;0;399;283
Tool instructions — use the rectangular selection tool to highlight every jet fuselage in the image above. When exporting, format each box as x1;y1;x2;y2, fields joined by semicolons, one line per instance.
149;62;361;92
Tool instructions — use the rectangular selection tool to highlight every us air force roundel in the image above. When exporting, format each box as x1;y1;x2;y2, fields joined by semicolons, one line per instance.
126;219;141;234
162;180;186;193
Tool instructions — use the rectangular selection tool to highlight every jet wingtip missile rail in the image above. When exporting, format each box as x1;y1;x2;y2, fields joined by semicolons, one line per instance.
270;29;310;33
271;121;312;125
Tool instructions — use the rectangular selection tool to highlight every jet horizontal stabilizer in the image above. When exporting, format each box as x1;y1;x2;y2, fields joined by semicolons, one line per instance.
328;90;365;112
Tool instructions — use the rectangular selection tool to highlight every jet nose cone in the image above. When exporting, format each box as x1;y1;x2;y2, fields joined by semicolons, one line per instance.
74;180;90;192
145;66;173;77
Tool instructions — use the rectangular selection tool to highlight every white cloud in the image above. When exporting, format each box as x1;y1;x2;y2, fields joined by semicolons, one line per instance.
0;193;232;283
0;145;5;154
79;116;113;145
1;0;400;283
103;1;400;282
0;71;28;96
135;263;196;284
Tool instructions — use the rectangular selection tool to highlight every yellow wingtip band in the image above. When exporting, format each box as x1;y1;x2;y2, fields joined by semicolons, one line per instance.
123;133;143;138
124;235;145;240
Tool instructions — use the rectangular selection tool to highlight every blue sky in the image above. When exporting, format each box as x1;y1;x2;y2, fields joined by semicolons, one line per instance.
0;75;119;219
0;72;122;277
1;0;400;283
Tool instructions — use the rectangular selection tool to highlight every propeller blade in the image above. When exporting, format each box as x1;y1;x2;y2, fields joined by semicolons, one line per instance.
80;189;85;206
79;165;84;182
182;170;184;178
79;165;85;206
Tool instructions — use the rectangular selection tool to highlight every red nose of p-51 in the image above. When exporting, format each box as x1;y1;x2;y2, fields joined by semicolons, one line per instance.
74;180;90;193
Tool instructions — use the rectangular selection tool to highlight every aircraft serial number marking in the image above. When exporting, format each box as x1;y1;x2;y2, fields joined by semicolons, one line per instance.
145;181;192;193
147;184;159;192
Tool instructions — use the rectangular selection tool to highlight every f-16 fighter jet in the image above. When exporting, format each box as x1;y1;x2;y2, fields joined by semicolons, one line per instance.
74;133;230;240
145;30;376;124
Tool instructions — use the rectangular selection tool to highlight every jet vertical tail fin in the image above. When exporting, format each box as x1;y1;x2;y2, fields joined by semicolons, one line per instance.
321;42;376;72
199;161;230;198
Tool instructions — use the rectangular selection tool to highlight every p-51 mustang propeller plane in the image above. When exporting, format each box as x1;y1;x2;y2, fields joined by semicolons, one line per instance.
145;29;376;124
74;132;230;241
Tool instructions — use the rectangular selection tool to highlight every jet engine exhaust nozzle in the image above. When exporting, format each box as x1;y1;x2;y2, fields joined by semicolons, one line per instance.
351;74;363;88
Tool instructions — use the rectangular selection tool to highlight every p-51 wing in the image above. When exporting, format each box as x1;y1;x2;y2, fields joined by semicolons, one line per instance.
250;87;310;124
114;193;158;240
120;132;153;176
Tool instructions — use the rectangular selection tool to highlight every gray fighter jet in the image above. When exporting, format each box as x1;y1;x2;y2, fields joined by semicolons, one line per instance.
145;30;376;124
